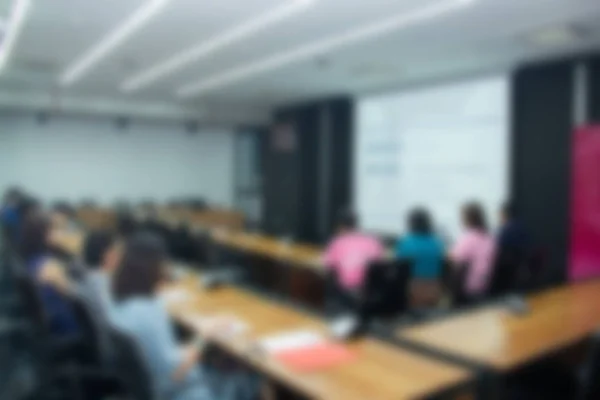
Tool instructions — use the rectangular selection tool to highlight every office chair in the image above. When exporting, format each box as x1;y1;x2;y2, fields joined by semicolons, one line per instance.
578;330;600;400
109;327;157;400
363;259;412;318
69;293;111;367
15;272;86;399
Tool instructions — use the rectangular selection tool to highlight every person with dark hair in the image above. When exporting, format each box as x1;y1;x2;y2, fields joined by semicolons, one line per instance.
110;232;253;400
448;202;496;300
395;208;444;307
1;187;23;241
51;202;78;232
498;202;528;253
491;202;530;295
19;211;79;336
78;230;122;315
323;210;384;292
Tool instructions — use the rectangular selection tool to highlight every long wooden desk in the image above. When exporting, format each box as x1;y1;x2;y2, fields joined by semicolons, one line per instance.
209;231;326;308
397;280;600;372
211;231;323;272
54;229;475;399
167;274;473;400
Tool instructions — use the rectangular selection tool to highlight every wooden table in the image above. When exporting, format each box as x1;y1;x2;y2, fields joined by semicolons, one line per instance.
165;274;473;400
209;231;326;309
397;280;600;372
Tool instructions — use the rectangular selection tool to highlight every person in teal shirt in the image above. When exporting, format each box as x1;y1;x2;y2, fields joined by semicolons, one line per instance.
396;208;444;308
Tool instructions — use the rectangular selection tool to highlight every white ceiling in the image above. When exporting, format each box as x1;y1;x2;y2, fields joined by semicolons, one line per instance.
1;0;599;123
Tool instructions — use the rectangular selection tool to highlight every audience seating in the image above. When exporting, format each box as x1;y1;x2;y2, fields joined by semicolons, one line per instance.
109;327;158;400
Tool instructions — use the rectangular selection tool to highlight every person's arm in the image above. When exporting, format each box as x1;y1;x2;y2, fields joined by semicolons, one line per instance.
153;300;201;382
322;239;338;270
447;234;472;267
38;259;73;294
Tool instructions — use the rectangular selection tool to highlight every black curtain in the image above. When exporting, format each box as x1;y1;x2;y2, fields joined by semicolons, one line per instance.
326;99;353;241
265;97;353;244
511;61;573;284
589;55;600;123
263;111;301;238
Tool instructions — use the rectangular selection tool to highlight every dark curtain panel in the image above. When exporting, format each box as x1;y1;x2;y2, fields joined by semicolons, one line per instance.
267;97;354;244
589;55;600;123
511;61;573;284
297;105;320;243
263;112;301;237
326;99;354;242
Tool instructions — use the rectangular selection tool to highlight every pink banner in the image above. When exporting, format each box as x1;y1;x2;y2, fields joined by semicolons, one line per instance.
569;125;600;281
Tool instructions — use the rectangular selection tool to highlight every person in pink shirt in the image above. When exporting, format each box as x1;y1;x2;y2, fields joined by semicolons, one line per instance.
323;212;384;293
449;202;496;303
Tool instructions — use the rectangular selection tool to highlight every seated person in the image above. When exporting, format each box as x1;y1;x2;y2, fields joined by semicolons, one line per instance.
78;230;122;316
110;232;256;400
50;202;79;232
1;187;22;235
448;202;496;304
497;201;529;256
396;209;444;308
493;202;530;294
19;211;79;336
324;211;384;294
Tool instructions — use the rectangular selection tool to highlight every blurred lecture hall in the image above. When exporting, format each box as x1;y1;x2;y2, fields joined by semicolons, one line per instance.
2;0;600;399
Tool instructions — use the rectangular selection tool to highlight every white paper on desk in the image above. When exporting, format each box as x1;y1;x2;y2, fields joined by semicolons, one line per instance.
258;330;324;354
160;288;191;304
181;314;249;337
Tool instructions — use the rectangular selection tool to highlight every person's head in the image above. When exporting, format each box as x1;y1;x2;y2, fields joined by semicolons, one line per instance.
17;196;41;220
112;232;167;302
336;210;357;234
500;201;516;225
461;202;488;233
51;203;75;229
408;208;433;235
83;230;122;273
3;187;22;206
19;210;51;261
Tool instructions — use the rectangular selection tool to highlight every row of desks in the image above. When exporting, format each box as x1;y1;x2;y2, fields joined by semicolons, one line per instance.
55;228;475;399
167;273;472;400
59;213;600;399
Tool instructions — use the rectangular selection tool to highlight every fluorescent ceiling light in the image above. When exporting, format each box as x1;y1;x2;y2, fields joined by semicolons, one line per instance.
60;0;171;86
0;0;32;73
121;0;316;93
177;0;476;98
527;25;584;47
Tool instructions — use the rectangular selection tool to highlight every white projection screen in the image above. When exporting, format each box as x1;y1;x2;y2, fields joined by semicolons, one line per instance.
355;75;510;239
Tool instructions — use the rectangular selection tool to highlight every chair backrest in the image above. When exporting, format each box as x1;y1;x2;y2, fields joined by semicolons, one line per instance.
109;327;156;400
578;331;600;400
363;259;412;318
69;293;110;366
15;272;50;339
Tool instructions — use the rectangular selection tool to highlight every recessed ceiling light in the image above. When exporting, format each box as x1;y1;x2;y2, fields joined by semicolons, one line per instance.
0;0;32;73
527;25;585;47
176;0;476;99
120;0;316;93
59;0;172;86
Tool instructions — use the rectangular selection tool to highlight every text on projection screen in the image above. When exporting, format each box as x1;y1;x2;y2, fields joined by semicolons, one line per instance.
355;76;509;239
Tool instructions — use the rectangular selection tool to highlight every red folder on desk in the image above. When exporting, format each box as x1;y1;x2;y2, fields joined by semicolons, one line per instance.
274;342;356;372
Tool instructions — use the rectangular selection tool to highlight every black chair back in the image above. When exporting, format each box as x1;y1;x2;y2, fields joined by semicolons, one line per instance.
16;272;50;339
579;331;600;400
363;258;411;318
109;328;156;400
69;293;110;366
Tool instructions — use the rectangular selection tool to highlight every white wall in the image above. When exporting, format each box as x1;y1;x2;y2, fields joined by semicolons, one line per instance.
355;75;510;238
0;113;236;206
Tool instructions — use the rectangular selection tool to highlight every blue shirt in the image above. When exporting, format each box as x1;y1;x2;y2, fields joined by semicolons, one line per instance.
396;234;444;280
26;255;79;336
